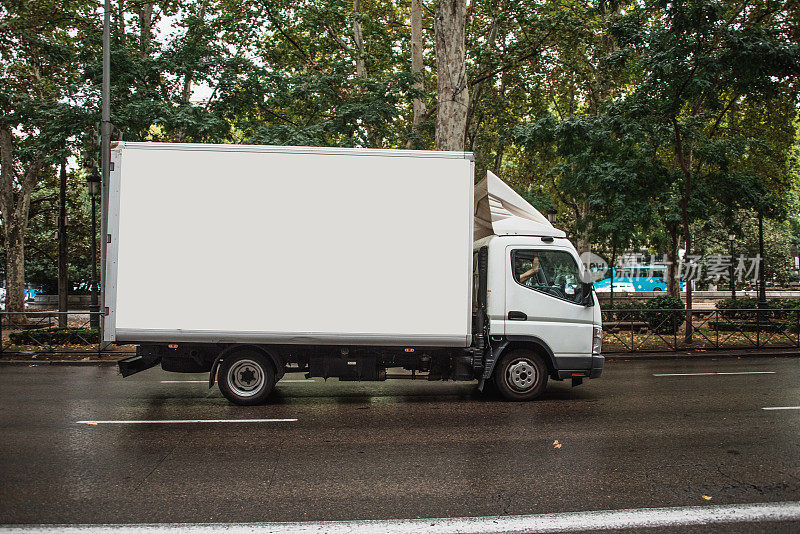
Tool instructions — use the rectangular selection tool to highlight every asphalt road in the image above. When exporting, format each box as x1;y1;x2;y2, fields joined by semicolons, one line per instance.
1;357;799;532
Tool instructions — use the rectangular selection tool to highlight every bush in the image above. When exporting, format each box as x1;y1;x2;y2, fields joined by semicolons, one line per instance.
643;295;685;334
767;299;800;310
766;299;800;322
8;327;98;345
601;300;647;321
716;297;759;319
716;297;800;320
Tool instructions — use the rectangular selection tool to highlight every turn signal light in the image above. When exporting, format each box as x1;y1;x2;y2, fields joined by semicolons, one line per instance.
404;348;415;352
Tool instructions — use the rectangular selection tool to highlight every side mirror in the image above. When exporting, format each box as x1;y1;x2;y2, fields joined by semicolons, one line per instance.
582;282;594;307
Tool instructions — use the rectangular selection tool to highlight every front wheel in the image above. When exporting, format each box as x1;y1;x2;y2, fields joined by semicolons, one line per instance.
494;350;548;401
218;351;276;405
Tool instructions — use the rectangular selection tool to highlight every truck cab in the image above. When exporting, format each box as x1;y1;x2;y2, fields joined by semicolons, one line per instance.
471;172;603;400
476;235;603;398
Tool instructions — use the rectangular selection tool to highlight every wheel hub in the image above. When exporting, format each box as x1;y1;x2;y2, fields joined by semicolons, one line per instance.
507;359;537;391
228;359;264;397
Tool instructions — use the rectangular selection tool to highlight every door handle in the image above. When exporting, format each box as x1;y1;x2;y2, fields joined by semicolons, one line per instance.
508;311;527;321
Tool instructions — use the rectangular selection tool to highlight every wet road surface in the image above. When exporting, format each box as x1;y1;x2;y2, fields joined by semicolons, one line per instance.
1;357;799;532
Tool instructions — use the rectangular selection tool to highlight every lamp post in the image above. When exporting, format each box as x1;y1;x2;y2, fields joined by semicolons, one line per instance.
728;233;736;300
547;208;557;225
87;168;101;329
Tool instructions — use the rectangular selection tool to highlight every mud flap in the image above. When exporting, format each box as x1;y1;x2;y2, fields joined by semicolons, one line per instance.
209;355;223;389
118;352;161;377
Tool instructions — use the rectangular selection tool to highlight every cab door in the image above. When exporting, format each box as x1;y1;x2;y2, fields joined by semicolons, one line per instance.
504;246;594;370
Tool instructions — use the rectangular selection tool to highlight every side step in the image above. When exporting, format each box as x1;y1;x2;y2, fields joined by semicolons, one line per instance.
118;351;162;377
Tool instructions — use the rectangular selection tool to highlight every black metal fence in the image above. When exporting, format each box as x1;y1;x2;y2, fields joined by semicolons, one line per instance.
602;308;800;352
2;308;799;355
0;311;119;355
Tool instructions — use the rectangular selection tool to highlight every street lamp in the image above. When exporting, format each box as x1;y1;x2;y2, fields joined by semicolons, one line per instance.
547;208;557;225
87;167;101;329
728;233;736;300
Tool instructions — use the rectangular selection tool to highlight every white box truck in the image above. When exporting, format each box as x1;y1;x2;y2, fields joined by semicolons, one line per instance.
108;142;603;404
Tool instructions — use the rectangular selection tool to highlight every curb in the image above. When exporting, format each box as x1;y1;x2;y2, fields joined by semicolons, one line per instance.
605;350;800;361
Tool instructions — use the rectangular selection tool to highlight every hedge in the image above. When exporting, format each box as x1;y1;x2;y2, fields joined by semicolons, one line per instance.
8;328;99;345
642;295;685;334
716;297;800;320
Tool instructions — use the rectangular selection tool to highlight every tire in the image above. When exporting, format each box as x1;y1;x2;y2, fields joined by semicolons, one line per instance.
218;351;276;405
493;349;548;401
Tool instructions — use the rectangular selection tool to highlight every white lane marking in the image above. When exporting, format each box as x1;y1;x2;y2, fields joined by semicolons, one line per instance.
160;380;206;383
2;501;799;533
653;371;776;376
76;419;297;425
763;406;800;411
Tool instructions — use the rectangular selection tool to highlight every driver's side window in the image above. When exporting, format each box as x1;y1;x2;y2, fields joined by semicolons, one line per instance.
512;249;584;304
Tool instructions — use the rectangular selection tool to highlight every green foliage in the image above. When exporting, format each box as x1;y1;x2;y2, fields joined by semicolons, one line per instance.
643;295;685;334
717;297;800;321
601;299;647;321
8;327;98;345
716;297;761;319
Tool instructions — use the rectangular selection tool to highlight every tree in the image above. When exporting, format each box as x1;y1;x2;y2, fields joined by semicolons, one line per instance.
406;0;427;149
434;0;468;150
0;0;90;316
612;0;800;339
515;111;657;303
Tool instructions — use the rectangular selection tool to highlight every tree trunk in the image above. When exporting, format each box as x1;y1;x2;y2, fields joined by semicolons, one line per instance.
493;144;504;174
434;0;469;151
673;118;693;343
351;0;379;147
352;0;367;78
116;0;125;44
465;15;499;150
666;226;680;298
4;224;26;322
0;124;42;321
575;200;591;255
406;0;426;149
180;0;206;105
140;2;153;56
58;161;68;327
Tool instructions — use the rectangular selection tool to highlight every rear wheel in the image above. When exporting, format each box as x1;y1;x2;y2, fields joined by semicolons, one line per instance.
494;349;548;401
218;351;276;405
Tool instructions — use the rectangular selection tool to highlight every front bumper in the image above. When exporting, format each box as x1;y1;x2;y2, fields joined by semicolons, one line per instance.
589;354;604;378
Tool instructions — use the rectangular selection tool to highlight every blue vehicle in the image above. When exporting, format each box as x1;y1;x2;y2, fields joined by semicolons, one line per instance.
594;265;682;292
0;283;41;302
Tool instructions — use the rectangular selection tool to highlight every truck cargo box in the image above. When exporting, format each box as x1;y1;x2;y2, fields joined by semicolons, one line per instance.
103;143;474;347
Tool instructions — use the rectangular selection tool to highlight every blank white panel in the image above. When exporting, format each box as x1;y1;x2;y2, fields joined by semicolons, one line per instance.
110;144;473;343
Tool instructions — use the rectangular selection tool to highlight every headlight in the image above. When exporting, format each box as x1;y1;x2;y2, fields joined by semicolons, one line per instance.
592;325;603;355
